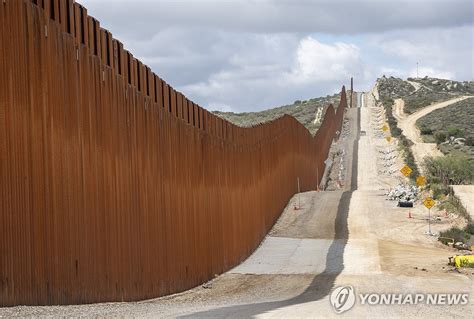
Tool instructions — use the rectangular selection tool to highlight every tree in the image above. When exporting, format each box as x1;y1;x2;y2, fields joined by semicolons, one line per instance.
423;155;474;186
420;126;433;135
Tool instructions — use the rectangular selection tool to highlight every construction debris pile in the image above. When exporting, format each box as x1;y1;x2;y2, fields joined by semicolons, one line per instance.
323;117;351;191
386;184;418;202
324;146;345;191
340;118;350;139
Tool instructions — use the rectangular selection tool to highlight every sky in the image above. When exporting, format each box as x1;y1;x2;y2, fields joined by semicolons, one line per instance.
79;0;474;112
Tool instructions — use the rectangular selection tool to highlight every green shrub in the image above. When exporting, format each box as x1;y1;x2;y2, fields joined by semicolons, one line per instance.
404;90;454;114
428;176;441;184
464;223;474;235
381;95;420;181
439;227;467;244
447;127;464;138
392;127;402;137
420;126;433;135
435;132;447;144
415;97;474;160
431;183;449;200
422;135;436;143
423;155;474;186
465;136;474;146
399;135;413;147
438;191;472;222
384;104;403;137
382;97;394;107
403;149;419;182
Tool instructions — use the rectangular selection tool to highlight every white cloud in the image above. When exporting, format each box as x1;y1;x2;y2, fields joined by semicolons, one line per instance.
408;67;454;80
181;36;366;111
287;37;361;83
208;103;233;113
75;1;473;112
368;26;473;80
380;67;403;76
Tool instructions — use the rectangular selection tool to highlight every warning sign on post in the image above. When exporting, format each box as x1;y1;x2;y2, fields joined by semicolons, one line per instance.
416;176;426;186
423;197;435;209
400;164;412;177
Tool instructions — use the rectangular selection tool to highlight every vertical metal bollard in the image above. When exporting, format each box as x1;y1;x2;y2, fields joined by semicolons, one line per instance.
297;177;301;209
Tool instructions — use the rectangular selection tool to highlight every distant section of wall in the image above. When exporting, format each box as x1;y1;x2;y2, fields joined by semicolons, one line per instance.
0;0;346;306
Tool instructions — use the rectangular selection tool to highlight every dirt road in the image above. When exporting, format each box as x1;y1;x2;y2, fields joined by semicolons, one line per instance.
395;96;471;144
1;92;472;318
407;80;422;93
394;96;472;169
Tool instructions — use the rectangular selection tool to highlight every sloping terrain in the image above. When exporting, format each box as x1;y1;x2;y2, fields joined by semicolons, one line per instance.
395;96;472;169
403;88;458;114
409;77;474;94
213;93;342;135
378;76;474;114
377;76;474;164
377;75;416;98
417;97;474;161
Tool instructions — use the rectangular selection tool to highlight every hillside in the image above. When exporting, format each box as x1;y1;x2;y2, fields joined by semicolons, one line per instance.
378;75;474;114
213;93;342;136
377;76;416;98
377;76;474;161
417;97;474;161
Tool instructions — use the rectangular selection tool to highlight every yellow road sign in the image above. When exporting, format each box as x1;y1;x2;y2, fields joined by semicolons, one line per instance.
382;124;389;132
400;164;412;177
385;136;392;143
416;176;426;186
423;197;435;209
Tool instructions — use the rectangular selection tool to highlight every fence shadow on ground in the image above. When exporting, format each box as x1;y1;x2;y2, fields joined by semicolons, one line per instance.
181;109;360;318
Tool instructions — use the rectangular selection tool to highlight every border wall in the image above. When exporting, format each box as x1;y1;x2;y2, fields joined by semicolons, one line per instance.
0;0;346;306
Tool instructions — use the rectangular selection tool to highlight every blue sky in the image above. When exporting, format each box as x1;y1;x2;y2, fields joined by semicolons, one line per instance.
80;0;473;112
